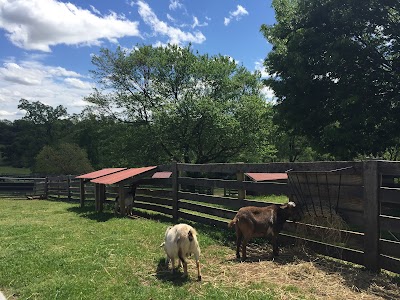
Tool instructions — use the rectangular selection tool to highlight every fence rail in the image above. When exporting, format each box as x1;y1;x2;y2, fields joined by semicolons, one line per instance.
1;160;399;274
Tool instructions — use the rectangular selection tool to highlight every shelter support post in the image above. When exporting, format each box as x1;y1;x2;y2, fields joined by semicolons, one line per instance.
118;183;125;217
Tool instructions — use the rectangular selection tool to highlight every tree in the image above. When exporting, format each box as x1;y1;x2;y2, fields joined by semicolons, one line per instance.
34;143;94;175
3;100;71;167
261;0;400;159
86;44;271;163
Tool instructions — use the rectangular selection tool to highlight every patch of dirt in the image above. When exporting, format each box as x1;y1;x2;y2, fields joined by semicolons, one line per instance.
199;244;400;300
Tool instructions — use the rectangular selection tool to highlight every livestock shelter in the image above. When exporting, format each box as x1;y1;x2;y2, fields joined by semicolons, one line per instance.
90;166;158;214
75;168;126;208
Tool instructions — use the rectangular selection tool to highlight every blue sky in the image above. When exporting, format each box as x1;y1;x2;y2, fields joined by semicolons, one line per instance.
0;0;275;121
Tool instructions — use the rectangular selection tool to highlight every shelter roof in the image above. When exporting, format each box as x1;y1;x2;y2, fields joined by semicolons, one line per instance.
245;173;288;182
152;172;172;179
75;168;127;179
91;166;157;185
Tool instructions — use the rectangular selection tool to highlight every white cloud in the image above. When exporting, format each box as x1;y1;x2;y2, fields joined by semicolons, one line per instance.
0;0;141;52
224;17;230;26
64;78;93;89
192;16;208;29
224;5;249;26
0;59;94;120
169;0;183;11
254;59;270;78
135;1;205;45
166;13;176;22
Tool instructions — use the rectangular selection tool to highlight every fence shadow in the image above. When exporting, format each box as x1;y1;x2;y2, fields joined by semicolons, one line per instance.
67;205;115;222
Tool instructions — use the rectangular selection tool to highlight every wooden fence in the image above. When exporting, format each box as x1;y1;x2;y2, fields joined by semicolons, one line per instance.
3;160;400;274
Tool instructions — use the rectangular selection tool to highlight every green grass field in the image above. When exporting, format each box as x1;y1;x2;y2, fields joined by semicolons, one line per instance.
1;198;399;300
0;166;31;175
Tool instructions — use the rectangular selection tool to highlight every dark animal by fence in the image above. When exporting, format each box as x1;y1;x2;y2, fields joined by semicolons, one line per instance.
228;202;301;260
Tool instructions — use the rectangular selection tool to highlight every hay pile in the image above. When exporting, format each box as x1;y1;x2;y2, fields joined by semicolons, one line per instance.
294;206;350;245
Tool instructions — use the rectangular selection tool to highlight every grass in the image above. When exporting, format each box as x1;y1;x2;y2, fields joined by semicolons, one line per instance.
1;198;399;300
0;166;31;175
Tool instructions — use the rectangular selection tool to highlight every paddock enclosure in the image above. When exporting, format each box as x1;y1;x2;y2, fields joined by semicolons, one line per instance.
2;160;400;274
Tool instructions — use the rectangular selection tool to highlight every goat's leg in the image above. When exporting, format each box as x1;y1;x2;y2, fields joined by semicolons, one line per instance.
271;234;279;256
178;250;188;277
241;237;250;260
170;258;176;273
235;229;243;259
196;260;202;281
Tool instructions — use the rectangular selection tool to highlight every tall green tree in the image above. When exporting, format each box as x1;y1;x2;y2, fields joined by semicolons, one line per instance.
3;99;71;167
86;44;271;163
34;143;94;175
261;0;400;159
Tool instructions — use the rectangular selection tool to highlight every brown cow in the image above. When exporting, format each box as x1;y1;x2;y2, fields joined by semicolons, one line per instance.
228;202;301;260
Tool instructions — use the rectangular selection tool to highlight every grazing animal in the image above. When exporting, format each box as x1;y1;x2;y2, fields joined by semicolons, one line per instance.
162;223;202;281
114;191;134;216
228;202;301;260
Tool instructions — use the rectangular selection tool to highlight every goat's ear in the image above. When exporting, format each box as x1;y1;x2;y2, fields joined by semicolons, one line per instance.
280;204;288;209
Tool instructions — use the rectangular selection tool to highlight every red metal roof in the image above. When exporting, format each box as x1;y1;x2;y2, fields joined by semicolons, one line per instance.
152;172;172;178
75;168;127;179
91;166;158;184
245;173;288;182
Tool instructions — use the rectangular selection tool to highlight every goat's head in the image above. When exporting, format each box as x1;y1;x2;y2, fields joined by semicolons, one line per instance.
280;201;302;222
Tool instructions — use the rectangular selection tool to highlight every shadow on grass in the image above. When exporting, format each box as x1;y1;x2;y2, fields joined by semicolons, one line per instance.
67;205;115;222
154;258;191;286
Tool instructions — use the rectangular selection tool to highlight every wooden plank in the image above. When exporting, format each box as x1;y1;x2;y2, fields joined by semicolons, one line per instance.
380;239;400;259
380;215;400;232
379;255;400;274
137;188;172;198
134;202;172;216
178;211;228;229
135;195;172;207
178;191;241;208
179;201;236;220
363;160;380;271
179;177;237;189
379;187;400;205
178;162;362;174
283;222;364;250
378;161;400;176
279;233;364;266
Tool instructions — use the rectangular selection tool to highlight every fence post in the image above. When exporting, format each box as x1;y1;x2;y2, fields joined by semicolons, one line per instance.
171;161;179;220
44;177;48;199
363;160;380;272
67;175;72;201
237;163;246;207
80;178;85;207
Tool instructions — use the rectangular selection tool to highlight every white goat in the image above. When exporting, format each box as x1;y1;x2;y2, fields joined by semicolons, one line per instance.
114;192;134;216
162;223;202;281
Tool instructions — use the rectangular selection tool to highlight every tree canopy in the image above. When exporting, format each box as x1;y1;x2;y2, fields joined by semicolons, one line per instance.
86;44;272;163
34;143;94;175
261;0;400;159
